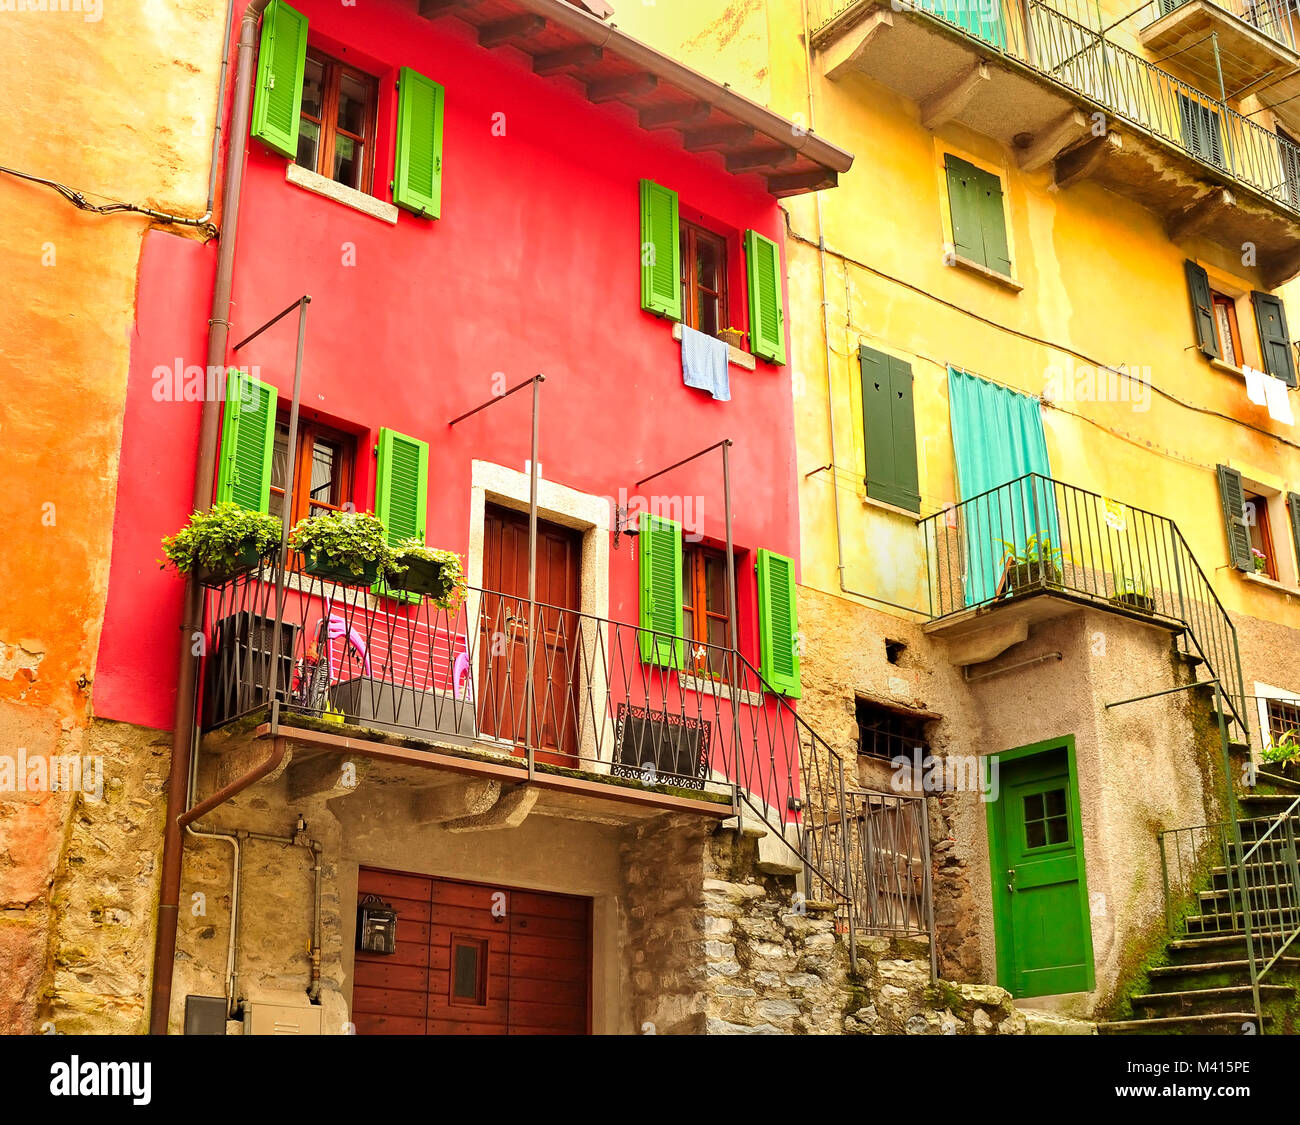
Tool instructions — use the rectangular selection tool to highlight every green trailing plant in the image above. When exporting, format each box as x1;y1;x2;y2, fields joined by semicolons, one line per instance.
999;533;1065;570
390;539;467;608
289;511;397;580
160;502;282;580
1261;729;1300;767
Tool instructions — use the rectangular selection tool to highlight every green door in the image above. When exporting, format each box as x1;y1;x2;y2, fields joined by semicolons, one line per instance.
988;743;1094;997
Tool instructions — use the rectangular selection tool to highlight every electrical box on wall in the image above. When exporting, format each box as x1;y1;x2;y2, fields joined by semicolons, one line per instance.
242;1002;323;1035
184;995;228;1035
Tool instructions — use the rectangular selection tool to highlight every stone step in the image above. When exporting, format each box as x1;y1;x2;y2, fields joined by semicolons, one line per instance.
1100;1011;1266;1035
1146;958;1300;988
1167;931;1298;964
1132;984;1295;1016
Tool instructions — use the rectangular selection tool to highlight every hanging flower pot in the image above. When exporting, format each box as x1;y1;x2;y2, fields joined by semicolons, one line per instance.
290;511;396;587
387;541;467;608
160;502;282;587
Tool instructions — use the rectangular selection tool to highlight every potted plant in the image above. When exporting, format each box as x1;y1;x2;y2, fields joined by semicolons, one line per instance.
1261;729;1300;782
289;511;396;586
1251;547;1269;574
388;540;467;608
717;326;747;351
1111;571;1155;615
160;502;282;587
998;533;1064;596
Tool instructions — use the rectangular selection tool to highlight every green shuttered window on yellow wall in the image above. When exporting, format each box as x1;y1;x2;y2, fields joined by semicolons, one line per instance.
216;370;278;513
1216;464;1255;573
1250;290;1297;387
638;511;684;667
744;229;785;365
859;344;921;513
757;548;800;698
1184;260;1220;360
944;154;1011;277
640;179;681;321
251;0;309;159
394;67;446;218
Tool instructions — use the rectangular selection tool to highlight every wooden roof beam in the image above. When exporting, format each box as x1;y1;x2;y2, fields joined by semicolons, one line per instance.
587;73;659;103
682;124;754;151
639;101;711;130
725;146;798;174
768;168;836;196
533;44;603;76
479;14;545;49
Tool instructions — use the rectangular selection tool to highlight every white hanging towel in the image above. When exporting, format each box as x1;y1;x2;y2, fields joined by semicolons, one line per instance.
1243;365;1269;406
1264;374;1295;425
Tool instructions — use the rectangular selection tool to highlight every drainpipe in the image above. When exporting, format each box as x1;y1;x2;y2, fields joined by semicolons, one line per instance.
150;0;272;1036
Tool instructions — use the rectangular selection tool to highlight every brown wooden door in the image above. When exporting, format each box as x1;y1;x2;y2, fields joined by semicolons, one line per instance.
479;504;582;766
352;869;591;1035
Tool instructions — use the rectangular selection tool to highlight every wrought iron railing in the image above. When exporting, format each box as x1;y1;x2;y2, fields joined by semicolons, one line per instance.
1239;797;1300;987
198;556;867;908
813;0;1300;213
918;473;1250;737
1140;0;1298;52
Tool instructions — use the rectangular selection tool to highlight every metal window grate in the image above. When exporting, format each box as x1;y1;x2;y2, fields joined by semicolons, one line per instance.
856;699;930;763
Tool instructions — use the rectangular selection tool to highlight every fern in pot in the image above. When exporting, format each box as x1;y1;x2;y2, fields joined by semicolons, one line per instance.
290;510;396;586
161;502;282;587
388;540;467;608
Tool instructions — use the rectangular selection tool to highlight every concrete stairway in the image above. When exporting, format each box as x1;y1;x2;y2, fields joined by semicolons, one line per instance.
1103;795;1300;1035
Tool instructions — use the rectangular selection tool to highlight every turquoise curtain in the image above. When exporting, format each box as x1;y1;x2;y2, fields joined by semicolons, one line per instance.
947;367;1057;605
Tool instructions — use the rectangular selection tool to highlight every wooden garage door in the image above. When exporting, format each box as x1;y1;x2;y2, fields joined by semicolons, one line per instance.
352;869;591;1035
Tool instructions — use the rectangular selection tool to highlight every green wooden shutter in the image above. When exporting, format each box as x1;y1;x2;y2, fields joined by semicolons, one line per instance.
639;180;681;321
945;154;986;266
638;511;684;667
374;428;429;602
744;229;786;365
1185;260;1220;359
860;345;920;513
1288;492;1300;579
216;369;277;513
757;548;801;698
974;166;1011;277
1216;464;1254;572
1251;290;1297;387
250;0;308;160
393;67;445;218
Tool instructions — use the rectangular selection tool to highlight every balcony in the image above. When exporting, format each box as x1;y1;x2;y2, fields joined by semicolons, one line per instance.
916;474;1250;733
812;0;1300;283
194;555;876;907
1137;0;1300;113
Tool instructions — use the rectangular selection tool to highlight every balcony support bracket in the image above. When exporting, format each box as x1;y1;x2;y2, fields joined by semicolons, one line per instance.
1019;111;1090;173
921;60;990;132
1167;187;1235;243
822;8;894;82
1054;131;1122;190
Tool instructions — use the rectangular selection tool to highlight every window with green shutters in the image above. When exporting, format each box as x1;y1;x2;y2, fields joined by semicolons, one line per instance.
1288;493;1300;582
859;344;921;513
1178;94;1225;170
251;0;309;160
1216;464;1256;572
216;370;278;513
1251;290;1297;387
638;511;684;668
744;229;785;365
393;67;445;218
944;154;1011;278
640;179;681;321
756;548;800;698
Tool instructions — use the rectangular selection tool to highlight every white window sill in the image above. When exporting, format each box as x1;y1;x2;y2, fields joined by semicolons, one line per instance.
1243;571;1299;596
948;254;1023;293
861;493;921;521
671;322;758;371
285;163;399;225
678;672;764;708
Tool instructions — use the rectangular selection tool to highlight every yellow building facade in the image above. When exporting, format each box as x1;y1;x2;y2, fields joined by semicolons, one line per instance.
621;0;1300;1023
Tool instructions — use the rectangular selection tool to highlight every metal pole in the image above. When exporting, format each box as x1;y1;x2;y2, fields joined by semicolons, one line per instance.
1216;681;1260;1027
839;759;858;975
526;376;542;781
722;441;744;823
267;296;310;709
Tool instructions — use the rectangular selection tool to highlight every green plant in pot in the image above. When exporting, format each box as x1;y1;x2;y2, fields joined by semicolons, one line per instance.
290;510;396;586
388;540;467;608
999;533;1064;596
1261;729;1300;776
1111;571;1155;615
160;502;282;587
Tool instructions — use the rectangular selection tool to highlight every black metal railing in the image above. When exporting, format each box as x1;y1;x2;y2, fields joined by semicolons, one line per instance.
813;0;1300;214
919;473;1250;736
198;555;876;910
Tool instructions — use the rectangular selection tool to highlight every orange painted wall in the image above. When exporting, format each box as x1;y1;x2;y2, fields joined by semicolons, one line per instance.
0;2;223;1032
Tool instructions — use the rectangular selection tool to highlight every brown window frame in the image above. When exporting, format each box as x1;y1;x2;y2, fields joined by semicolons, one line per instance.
1243;489;1278;579
682;543;734;679
270;417;357;529
448;935;488;1006
296;48;378;195
1211;291;1244;368
1266;697;1300;746
679;220;729;339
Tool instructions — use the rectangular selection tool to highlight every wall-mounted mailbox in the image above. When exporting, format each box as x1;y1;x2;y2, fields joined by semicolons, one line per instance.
357;894;398;955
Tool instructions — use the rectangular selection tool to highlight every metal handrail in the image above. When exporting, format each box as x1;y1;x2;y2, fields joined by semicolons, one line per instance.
813;0;1300;214
918;472;1250;737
